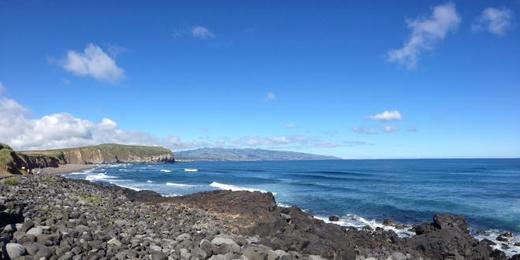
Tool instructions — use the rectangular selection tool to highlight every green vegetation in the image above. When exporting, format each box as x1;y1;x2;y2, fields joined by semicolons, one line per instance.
79;194;104;205
3;176;20;186
0;143;22;176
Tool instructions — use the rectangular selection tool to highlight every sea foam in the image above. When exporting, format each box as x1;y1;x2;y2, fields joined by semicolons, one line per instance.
209;182;267;193
85;173;115;181
315;214;415;238
166;182;197;188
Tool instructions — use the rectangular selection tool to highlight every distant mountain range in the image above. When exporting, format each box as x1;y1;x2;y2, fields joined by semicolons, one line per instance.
174;148;340;161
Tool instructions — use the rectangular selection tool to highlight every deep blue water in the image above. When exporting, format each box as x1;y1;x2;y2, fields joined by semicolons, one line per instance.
66;159;520;237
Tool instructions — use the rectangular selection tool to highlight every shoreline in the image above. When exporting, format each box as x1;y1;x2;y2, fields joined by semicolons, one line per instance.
34;164;96;175
1;174;519;259
61;164;520;257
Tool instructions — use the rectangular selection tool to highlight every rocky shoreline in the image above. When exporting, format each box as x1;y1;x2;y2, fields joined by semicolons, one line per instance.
1;175;519;260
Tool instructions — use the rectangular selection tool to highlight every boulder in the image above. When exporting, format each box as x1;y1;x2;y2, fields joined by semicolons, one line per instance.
211;236;240;253
433;214;469;233
26;226;43;236
5;243;26;258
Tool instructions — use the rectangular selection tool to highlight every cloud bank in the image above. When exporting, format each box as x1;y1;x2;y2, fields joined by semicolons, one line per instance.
0;92;358;151
388;3;461;69
473;7;513;35
62;43;124;83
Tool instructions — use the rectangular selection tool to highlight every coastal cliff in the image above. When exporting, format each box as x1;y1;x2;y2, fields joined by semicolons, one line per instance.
1;143;61;176
1;143;174;176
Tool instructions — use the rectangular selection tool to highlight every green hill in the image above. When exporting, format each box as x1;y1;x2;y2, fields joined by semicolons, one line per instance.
175;148;339;161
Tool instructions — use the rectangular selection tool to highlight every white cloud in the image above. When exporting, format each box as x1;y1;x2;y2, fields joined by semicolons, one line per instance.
0;82;5;95
368;110;402;121
191;26;215;39
473;7;513;35
62;43;124;83
0;94;362;152
388;3;461;69
265;91;276;101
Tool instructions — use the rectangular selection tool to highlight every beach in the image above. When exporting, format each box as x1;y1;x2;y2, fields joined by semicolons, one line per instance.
34;164;96;175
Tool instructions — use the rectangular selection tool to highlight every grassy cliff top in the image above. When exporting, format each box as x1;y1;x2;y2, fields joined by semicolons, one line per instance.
22;143;173;157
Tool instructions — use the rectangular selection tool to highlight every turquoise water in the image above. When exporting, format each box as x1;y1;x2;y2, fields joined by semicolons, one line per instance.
67;159;520;240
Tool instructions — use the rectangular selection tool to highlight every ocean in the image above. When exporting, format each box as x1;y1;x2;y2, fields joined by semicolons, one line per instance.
65;159;520;255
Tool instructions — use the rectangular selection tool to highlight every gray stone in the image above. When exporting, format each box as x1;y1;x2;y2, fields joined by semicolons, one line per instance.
3;224;16;233
35;246;52;258
243;246;268;260
180;248;191;259
20;220;35;233
308;255;328;260
23;242;40;255
107;238;122;247
268;250;289;260
387;252;407;260
151;251;168;260
208;255;229;260
149;244;162;252
26;227;43;236
6;243;27;258
176;233;191;242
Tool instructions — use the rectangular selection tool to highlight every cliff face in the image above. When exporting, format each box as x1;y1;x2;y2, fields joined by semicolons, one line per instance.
1;143;60;176
1;143;174;176
23;144;175;165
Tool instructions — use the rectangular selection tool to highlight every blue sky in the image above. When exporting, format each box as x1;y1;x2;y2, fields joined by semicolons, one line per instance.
0;0;519;158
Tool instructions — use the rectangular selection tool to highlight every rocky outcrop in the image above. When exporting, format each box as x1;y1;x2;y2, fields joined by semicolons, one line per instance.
170;190;512;260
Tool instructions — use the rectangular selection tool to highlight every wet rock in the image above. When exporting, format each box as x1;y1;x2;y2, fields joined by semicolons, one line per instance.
328;215;339;222
496;232;513;242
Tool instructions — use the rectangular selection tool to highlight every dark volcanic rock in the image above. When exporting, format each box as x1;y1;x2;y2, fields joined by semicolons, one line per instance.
406;214;497;260
433;214;469;233
329;215;340;222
